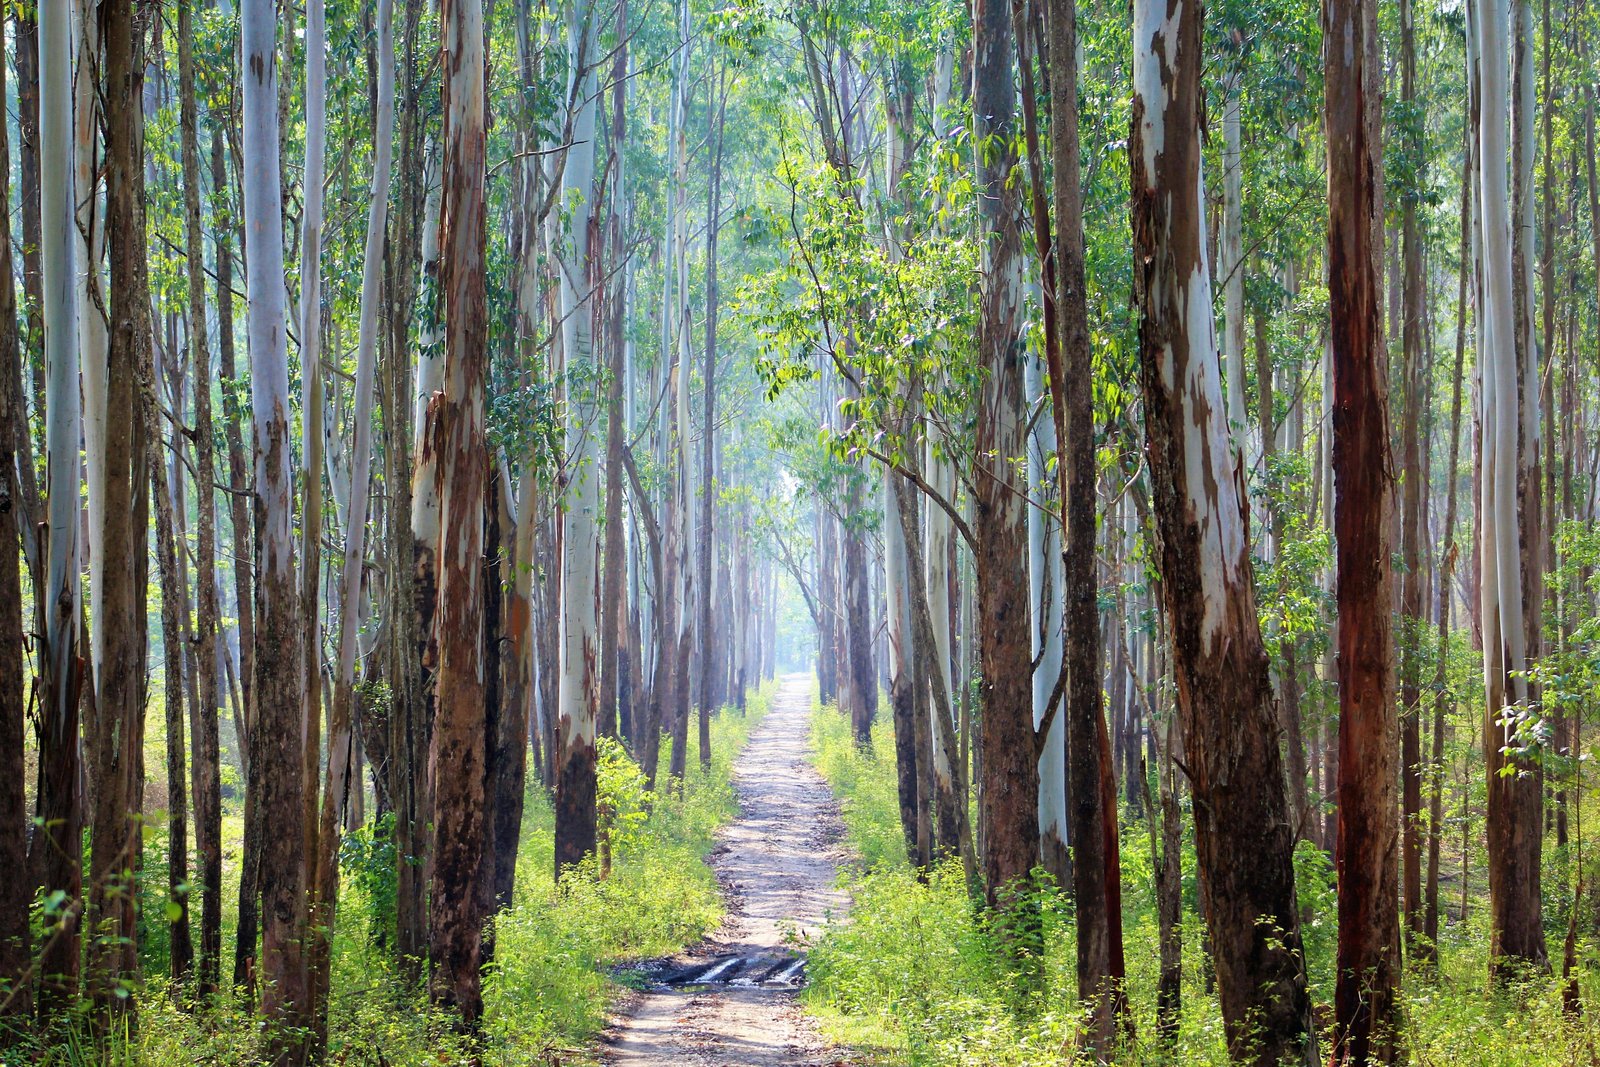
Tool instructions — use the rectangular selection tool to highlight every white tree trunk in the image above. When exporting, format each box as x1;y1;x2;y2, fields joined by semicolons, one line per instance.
1222;69;1247;457
74;0;107;684
42;0;81;735
241;0;308;1035
1476;0;1526;714
330;0;394;829
298;0;328;865
925;38;958;808
555;0;602;865
410;153;445;551
1026;345;1068;865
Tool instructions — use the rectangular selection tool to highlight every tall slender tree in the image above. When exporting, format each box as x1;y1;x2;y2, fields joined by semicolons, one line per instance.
555;0;602;873
1475;0;1548;976
310;0;395;1039
87;0;154;1022
971;0;1039;916
0;0;32;1016
429;0;491;1026
241;0;309;1049
1048;0;1127;1048
35;0;83;1020
1128;0;1315;1058
177;0;224;998
1325;0;1402;1053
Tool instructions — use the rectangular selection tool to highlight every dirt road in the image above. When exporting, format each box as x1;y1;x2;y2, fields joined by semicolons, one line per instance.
605;674;850;1066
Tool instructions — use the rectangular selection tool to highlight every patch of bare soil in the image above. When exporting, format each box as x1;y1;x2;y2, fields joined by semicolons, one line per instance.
604;675;854;1066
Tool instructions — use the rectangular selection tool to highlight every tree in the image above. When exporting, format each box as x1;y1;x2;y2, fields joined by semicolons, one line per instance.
1325;0;1402;1053
1474;0;1548;976
35;0;83;1021
241;0;309;1049
555;0;602;874
86;0;154;1023
176;0;224;999
1047;0;1128;1048
0;0;31;1015
697;73;728;770
972;0;1039;915
310;0;395;1039
429;0;491;1026
1127;0;1316;1058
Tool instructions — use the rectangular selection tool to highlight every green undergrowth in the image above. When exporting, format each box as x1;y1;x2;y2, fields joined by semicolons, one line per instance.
5;680;775;1066
804;699;1600;1066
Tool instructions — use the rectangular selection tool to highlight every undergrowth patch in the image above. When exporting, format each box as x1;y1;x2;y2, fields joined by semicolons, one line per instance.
3;681;776;1066
803;699;1600;1066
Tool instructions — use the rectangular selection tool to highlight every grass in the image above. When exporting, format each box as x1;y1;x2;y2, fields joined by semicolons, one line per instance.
3;679;777;1065
802;699;1600;1066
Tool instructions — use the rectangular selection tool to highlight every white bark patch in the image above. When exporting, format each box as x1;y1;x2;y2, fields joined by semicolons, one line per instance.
1179;263;1245;643
1132;0;1178;188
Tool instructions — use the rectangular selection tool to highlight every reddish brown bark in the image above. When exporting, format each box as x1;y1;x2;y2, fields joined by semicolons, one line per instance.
1046;0;1128;1046
89;0;154;1022
1396;0;1428;961
1326;0;1402;1055
177;0;223;997
0;16;29;1010
972;0;1039;914
428;0;491;1026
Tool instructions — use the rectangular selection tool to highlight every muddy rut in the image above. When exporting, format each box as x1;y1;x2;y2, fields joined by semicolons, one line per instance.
604;674;852;1066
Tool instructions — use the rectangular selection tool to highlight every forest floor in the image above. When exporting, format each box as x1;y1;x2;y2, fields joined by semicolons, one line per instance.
604;674;854;1066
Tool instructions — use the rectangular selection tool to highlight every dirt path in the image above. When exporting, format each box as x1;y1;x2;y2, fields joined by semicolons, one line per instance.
604;674;851;1066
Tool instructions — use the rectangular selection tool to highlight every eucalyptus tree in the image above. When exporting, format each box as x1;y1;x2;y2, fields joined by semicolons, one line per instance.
1325;0;1401;1053
176;0;224;997
35;0;83;1021
297;0;329;954
1047;0;1127;1046
310;0;396;1039
1128;0;1315;1057
556;0;604;872
1475;0;1548;975
84;0;157;1023
971;0;1039;914
0;6;27;1017
242;0;311;1045
429;0;492;1026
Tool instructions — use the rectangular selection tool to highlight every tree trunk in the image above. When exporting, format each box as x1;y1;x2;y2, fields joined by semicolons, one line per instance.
1475;0;1549;976
1128;0;1315;1057
487;472;527;910
555;0;601;873
972;0;1038;916
381;0;428;981
697;78;726;769
297;0;330;1036
154;400;195;990
396;96;442;984
177;0;223;998
15;6;42;425
893;474;978;886
88;0;153;1023
1048;0;1127;1044
0;7;32;1017
1397;0;1428;960
309;0;394;1038
1325;0;1403;1053
429;0;491;1027
242;0;309;1049
599;0;631;746
1425;122;1474;962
